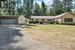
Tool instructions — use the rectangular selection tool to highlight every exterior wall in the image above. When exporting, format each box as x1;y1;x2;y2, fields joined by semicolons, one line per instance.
0;15;29;25
31;13;75;24
32;18;48;24
31;18;55;24
18;15;29;24
18;15;26;24
57;13;75;24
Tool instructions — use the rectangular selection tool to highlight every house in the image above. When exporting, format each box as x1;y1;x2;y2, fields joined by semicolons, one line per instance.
18;15;30;24
31;16;55;24
31;12;75;24
55;12;75;24
0;15;29;24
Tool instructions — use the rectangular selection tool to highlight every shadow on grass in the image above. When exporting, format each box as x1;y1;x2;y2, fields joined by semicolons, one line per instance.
26;24;37;27
22;24;37;29
59;24;75;26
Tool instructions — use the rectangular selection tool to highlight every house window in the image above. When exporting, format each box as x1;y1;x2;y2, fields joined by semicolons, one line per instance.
42;19;45;21
64;18;73;22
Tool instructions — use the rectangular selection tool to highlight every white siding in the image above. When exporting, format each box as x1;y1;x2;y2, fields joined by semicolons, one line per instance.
18;15;26;24
73;18;75;23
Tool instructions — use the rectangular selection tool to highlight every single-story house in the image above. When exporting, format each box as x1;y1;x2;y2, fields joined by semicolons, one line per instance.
55;12;75;24
31;16;55;24
31;12;75;24
0;15;29;24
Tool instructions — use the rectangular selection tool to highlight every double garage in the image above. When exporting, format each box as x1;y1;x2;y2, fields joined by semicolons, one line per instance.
0;16;18;24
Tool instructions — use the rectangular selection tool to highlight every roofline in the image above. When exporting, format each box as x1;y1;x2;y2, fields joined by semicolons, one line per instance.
55;12;75;19
31;12;75;19
0;15;20;16
31;16;56;19
0;15;20;19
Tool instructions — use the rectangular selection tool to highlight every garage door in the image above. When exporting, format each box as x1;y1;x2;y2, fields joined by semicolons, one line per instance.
1;19;17;24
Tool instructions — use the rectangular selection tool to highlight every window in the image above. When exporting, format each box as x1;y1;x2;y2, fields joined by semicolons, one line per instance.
42;19;45;21
64;18;73;22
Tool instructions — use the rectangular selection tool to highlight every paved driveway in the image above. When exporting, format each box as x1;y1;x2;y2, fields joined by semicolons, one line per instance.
0;25;51;50
0;25;23;50
0;25;63;50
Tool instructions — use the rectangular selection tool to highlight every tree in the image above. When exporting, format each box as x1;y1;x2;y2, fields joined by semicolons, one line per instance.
0;1;1;8
51;0;63;16
0;0;33;16
16;0;22;15
23;0;33;18
17;6;24;15
71;0;75;9
33;2;41;16
41;0;47;16
0;0;8;15
62;0;72;12
0;0;23;15
73;0;75;8
9;0;16;15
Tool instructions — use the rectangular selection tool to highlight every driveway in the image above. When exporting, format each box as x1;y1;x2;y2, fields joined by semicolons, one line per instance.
1;25;70;50
0;25;23;50
0;25;53;50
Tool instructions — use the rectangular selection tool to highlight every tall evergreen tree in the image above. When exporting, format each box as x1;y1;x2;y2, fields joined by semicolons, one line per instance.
0;0;7;15
72;0;75;8
33;2;41;16
51;0;63;16
17;6;24;15
0;0;33;16
62;0;72;12
23;0;33;18
41;0;47;16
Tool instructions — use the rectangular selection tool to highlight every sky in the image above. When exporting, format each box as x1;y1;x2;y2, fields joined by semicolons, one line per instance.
34;0;53;6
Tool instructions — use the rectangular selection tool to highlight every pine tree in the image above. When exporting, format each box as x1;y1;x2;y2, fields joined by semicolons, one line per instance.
51;0;63;16
41;0;47;16
23;0;33;18
72;0;75;8
62;0;72;12
33;2;41;16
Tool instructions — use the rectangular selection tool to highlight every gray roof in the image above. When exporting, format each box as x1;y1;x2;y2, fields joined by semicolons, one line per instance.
55;12;70;18
31;16;56;19
31;12;74;19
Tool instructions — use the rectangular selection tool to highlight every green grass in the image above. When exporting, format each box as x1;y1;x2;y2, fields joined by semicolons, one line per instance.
26;24;75;33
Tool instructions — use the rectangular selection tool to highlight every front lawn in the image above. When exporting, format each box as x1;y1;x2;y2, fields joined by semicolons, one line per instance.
24;24;75;50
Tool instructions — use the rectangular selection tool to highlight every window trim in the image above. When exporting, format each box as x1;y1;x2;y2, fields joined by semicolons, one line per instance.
64;18;73;22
